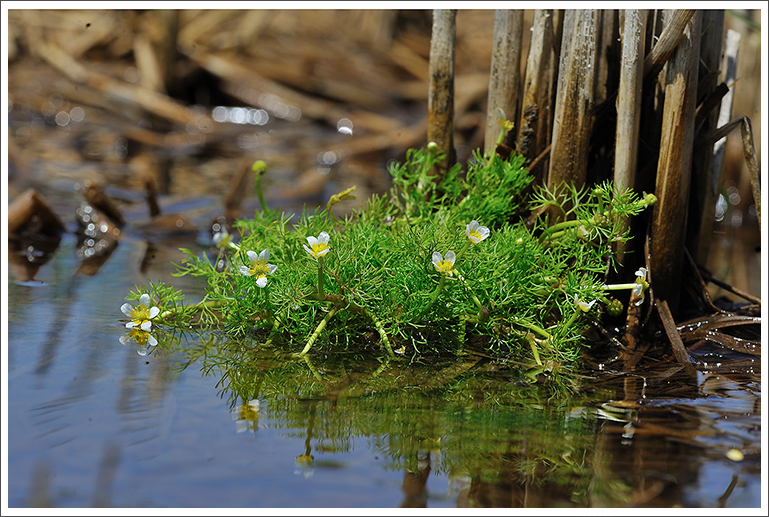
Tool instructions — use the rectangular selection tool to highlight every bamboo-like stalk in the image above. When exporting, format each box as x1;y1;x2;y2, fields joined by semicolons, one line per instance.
694;28;742;261
547;9;600;197
427;9;457;177
516;9;556;182
642;9;696;81
650;11;701;314
614;9;647;192
685;10;725;263
484;9;523;156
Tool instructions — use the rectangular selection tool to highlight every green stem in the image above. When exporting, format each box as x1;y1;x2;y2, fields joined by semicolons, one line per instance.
603;282;637;290
525;333;543;367
538;218;592;243
254;169;271;216
317;256;325;300
365;308;395;358
421;274;447;318
158;299;222;320
295;306;340;357
511;316;551;340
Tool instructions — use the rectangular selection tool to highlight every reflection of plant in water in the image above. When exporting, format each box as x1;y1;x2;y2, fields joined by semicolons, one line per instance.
142;329;634;506
122;130;655;371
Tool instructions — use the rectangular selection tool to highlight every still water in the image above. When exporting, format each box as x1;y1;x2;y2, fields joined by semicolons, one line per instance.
6;230;763;509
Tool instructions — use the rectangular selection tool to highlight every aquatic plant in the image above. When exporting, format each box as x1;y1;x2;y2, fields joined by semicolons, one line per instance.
121;124;655;372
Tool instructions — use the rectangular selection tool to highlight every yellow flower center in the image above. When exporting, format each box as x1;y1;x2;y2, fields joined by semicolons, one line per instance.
250;259;270;278
129;329;151;344
435;260;454;274
311;243;329;257
468;229;483;243
130;305;152;325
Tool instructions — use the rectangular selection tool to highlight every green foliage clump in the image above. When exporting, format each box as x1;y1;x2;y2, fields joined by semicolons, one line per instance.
122;137;656;371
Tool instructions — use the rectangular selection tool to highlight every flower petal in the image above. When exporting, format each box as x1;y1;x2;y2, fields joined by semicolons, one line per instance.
147;334;158;346
306;236;318;246
259;249;270;262
246;250;258;262
445;250;456;264
303;244;313;255
149;307;160;319
431;251;443;265
267;264;278;274
121;303;134;317
126;321;137;329
318;232;329;244
139;293;150;307
140;320;153;332
239;265;253;276
256;276;268;288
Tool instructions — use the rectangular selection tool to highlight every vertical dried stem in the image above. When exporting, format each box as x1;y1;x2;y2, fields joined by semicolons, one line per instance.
650;11;701;314
484;9;523;156
547;9;599;198
516;9;556;182
427;9;457;177
686;10;725;263
614;9;647;192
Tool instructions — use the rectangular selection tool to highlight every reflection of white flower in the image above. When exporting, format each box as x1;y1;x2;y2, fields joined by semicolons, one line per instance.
303;232;330;259
232;399;261;433
119;329;158;356
239;249;277;288
432;251;456;275
121;293;160;331
574;294;596;313
466;220;490;244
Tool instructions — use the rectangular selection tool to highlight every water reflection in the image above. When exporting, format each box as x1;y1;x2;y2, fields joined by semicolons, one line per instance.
7;238;762;508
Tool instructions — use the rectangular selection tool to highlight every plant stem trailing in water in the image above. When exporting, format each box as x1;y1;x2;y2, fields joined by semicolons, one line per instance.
122;129;655;372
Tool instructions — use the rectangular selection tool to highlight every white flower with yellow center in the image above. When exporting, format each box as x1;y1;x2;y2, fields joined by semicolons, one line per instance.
574;294;596;313
633;267;648;305
239;249;277;288
213;229;232;249
303;232;330;259
466;220;490;244
121;293;160;331
432;251;456;276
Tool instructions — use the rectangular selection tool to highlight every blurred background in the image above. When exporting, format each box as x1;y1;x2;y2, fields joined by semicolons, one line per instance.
6;8;762;294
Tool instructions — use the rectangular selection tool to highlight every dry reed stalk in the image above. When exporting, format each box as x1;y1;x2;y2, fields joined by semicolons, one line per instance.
685;10;725;263
427;9;457;176
516;9;556;178
693;29;742;263
643;9;696;82
35;40;213;129
650;11;701;314
547;9;599;196
612;10;647;267
614;9;647;192
483;9;523;156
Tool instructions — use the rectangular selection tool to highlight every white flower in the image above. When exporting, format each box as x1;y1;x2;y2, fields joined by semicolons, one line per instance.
574;294;596;313
466;220;490;244
121;293;160;331
432;251;456;275
239;249;277;288
303;231;330;259
213;229;232;249
633;267;648;306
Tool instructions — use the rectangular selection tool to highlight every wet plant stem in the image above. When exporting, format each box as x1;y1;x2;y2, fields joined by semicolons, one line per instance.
317;257;325;300
295;305;341;358
525;332;543;366
422;274;447;318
